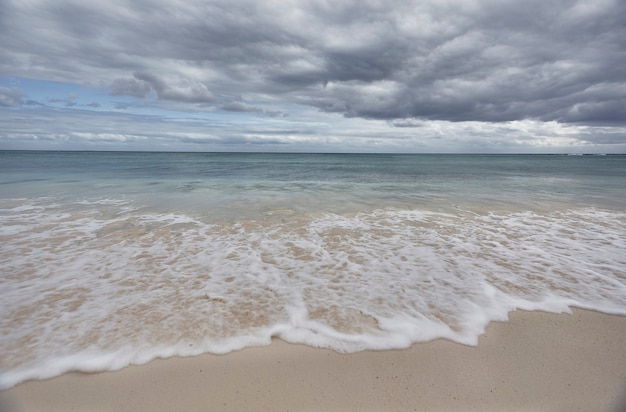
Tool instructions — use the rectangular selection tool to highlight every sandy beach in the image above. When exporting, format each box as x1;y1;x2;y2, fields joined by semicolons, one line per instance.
1;308;625;412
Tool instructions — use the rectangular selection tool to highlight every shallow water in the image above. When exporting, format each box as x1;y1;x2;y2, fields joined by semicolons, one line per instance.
1;152;625;388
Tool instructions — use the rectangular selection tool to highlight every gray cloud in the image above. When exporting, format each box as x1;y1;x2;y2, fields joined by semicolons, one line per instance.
388;119;426;128
109;77;152;98
218;101;287;117
48;93;79;107
1;0;625;126
0;87;25;107
3;104;624;154
218;101;264;113
132;72;216;103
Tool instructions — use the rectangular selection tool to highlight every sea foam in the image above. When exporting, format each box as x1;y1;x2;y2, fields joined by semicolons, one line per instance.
1;198;625;389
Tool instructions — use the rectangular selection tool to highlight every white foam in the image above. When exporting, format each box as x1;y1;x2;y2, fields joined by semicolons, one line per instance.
1;200;625;389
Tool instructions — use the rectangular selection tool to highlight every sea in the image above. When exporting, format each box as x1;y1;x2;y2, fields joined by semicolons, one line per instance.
1;151;625;389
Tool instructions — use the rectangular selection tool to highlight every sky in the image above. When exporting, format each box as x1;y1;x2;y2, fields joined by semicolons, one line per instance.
1;0;625;153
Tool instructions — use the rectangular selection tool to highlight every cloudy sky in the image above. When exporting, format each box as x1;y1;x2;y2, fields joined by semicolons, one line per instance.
1;0;625;153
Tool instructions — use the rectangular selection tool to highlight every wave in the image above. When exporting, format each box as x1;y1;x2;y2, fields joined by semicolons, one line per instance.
1;202;625;389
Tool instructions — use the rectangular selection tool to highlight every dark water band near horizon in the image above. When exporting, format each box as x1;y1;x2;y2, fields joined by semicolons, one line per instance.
1;151;625;389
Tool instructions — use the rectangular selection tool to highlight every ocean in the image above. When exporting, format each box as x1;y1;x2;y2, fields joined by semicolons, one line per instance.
1;151;625;389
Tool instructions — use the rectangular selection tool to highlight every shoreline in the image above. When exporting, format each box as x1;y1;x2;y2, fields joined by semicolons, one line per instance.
1;308;625;411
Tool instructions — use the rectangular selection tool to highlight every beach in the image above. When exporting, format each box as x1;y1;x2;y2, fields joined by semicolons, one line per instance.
2;308;625;411
1;153;625;410
2;0;625;406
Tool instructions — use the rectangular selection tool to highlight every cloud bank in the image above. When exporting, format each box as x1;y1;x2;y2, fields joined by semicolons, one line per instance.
1;0;625;151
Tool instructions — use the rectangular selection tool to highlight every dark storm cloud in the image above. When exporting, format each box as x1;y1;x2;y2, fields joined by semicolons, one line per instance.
1;0;625;125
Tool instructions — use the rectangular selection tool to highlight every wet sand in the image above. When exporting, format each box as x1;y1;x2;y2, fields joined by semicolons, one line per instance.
1;308;625;411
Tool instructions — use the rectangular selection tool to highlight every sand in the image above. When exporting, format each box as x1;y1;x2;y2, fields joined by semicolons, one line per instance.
1;308;625;412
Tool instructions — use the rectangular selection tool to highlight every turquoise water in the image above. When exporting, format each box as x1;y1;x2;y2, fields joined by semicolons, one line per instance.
3;152;625;215
1;152;625;388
